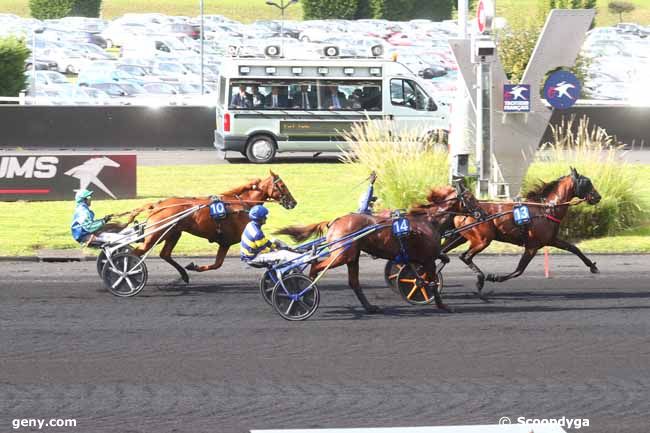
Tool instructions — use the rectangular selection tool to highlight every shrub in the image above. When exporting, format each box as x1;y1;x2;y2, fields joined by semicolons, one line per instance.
340;118;449;209
30;0;102;19
369;0;453;20
0;36;30;97
522;115;650;240
29;0;74;19
302;0;359;19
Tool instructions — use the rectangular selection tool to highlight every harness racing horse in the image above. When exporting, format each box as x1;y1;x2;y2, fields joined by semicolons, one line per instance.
127;171;296;284
443;168;602;294
277;186;461;314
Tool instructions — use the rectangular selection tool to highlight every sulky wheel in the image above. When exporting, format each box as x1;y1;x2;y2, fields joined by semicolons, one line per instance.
271;273;320;321
101;252;148;297
396;265;443;305
259;270;276;306
384;260;407;292
96;245;133;276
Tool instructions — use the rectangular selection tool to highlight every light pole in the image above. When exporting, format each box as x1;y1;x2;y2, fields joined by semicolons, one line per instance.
31;27;44;100
265;0;298;57
200;0;204;95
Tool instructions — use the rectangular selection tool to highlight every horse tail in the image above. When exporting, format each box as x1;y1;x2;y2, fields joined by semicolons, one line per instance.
275;221;329;242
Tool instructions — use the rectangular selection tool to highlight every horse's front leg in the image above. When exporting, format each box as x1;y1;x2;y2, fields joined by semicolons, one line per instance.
486;246;538;283
186;244;229;272
549;238;599;274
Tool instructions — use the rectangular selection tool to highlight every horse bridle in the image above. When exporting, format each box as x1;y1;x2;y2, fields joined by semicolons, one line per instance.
271;176;294;208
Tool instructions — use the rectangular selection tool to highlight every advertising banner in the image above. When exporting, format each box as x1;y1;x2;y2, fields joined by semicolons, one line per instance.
0;153;136;201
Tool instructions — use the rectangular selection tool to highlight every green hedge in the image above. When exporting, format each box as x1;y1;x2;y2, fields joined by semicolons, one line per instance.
0;36;30;97
302;0;359;19
30;0;102;19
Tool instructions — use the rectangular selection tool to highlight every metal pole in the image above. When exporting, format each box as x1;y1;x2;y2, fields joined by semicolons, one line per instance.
32;30;37;99
475;60;483;197
450;0;471;180
280;0;285;58
458;0;468;39
200;0;204;95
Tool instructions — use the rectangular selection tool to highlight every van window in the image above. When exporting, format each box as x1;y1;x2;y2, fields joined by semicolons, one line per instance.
227;79;382;111
390;79;427;110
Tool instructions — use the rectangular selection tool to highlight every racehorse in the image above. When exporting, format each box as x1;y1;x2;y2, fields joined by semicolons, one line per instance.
276;186;462;314
443;167;602;293
125;171;296;284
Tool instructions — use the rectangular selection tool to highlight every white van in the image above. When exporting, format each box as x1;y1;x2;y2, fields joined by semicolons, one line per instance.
214;58;449;163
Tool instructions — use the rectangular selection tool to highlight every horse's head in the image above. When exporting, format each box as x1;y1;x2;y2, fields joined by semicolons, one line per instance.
259;170;297;209
570;167;601;205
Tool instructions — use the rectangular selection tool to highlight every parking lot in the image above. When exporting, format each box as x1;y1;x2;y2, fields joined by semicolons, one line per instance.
1;12;648;106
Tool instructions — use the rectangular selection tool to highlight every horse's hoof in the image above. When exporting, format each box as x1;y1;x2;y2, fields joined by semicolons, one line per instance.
590;263;600;274
185;262;197;271
437;303;454;313
181;274;190;284
439;253;450;264
476;274;485;291
366;305;382;314
485;273;497;282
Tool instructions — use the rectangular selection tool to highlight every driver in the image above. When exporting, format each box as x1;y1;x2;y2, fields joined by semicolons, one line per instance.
70;189;133;245
240;205;302;265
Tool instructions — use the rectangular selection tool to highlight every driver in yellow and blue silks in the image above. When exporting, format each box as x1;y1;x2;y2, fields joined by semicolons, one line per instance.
240;205;302;266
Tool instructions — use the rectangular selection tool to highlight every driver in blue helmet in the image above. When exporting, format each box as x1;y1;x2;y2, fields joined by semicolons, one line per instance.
241;204;302;265
70;189;132;245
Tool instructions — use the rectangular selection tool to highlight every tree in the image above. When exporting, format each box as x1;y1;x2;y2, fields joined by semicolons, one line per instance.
0;36;30;98
71;0;102;17
608;1;635;22
302;0;359;19
29;0;102;19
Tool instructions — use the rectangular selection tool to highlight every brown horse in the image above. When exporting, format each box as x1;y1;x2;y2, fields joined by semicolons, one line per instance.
277;186;461;314
443;168;601;293
126;171;296;284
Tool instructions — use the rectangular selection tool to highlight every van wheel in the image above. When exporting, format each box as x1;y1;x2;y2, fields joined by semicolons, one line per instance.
245;135;276;163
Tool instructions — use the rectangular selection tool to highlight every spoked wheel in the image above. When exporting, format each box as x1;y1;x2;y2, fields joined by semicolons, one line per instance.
271;273;320;321
259;270;276;305
101;252;148;297
384;260;407;292
96;245;133;276
396;264;443;305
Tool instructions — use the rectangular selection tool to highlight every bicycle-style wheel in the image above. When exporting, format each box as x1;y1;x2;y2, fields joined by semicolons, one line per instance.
396;265;443;305
96;245;133;276
259;270;276;305
271;273;320;321
101;252;148;297
384;260;407;292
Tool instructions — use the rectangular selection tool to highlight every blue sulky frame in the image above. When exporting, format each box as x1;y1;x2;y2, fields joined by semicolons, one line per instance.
258;222;391;321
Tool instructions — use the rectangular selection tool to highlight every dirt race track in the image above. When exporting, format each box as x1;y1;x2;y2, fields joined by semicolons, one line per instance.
1;254;649;433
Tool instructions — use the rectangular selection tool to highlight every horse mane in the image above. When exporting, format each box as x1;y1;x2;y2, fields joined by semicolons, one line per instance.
426;185;455;203
525;176;565;201
409;185;455;212
220;178;262;197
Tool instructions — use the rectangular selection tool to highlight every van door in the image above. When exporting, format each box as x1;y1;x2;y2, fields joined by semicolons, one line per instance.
385;77;447;137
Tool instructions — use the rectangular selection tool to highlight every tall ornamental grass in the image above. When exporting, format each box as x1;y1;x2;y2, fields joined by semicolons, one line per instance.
523;115;650;239
340;118;449;209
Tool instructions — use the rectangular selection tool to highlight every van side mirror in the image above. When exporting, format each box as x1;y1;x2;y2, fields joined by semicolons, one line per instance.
427;97;437;112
